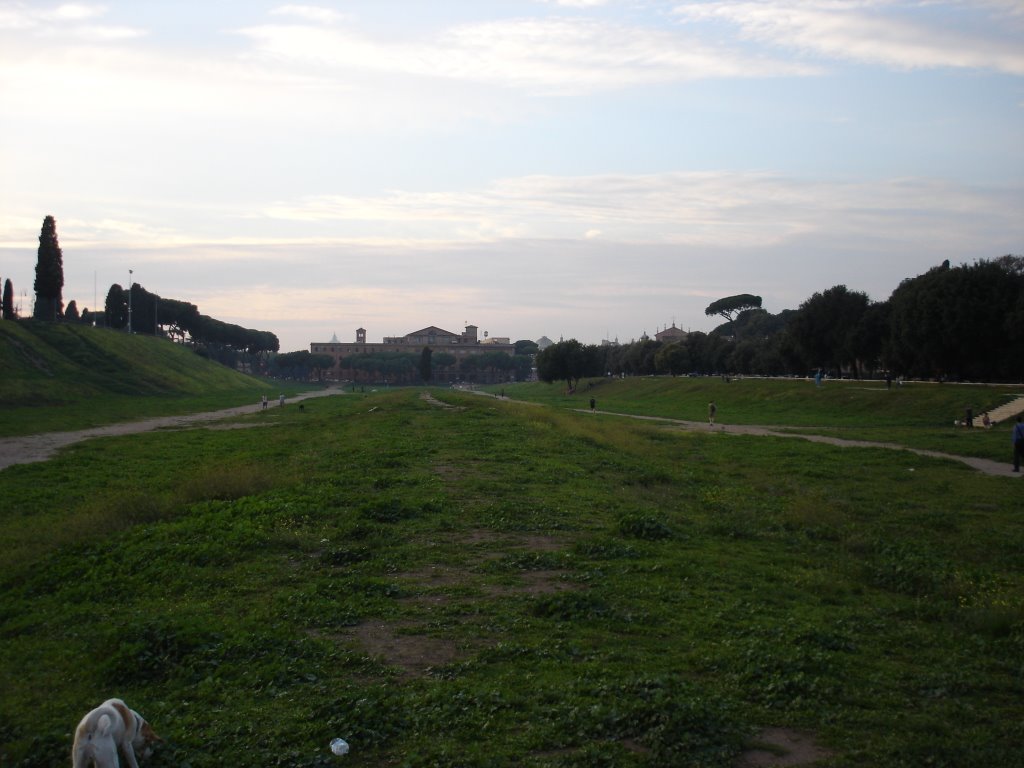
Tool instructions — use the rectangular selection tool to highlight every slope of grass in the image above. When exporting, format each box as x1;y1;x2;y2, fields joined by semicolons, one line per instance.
1;389;1021;766
0;320;310;436
489;377;1024;462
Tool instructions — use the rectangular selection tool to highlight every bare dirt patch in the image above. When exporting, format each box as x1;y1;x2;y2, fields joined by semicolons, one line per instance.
420;391;464;410
351;621;462;680
367;530;578;675
735;728;832;767
519;569;576;594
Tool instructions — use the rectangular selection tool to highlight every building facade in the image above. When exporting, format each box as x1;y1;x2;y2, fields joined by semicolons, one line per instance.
311;324;517;383
655;324;688;343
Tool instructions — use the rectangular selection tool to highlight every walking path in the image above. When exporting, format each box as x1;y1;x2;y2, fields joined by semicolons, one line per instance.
3;388;1015;477
0;388;342;471
577;410;1020;478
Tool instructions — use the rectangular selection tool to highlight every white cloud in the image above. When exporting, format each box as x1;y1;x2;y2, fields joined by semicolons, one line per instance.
673;1;1024;75
251;171;1023;253
543;0;611;7
22;171;1016;264
46;3;106;22
236;15;816;95
0;2;145;39
270;4;348;25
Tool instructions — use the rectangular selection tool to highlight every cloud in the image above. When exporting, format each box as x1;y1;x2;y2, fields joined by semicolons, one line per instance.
270;4;348;25
672;0;1024;75
236;15;816;95
0;2;145;39
259;172;1023;252
542;0;610;7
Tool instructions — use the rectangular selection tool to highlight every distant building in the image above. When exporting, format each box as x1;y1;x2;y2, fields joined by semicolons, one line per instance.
311;324;515;383
536;336;554;350
655;323;687;343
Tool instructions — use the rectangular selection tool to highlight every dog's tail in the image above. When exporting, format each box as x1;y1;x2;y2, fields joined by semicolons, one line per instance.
96;713;114;737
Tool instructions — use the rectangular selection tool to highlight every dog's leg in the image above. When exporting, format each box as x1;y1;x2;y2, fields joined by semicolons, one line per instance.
119;739;141;768
96;740;120;768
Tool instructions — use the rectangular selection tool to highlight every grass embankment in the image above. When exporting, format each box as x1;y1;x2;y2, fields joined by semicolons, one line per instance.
0;321;312;436
1;388;1021;766
487;377;1024;463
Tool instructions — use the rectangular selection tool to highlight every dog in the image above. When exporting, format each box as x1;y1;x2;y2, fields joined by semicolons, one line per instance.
72;698;161;768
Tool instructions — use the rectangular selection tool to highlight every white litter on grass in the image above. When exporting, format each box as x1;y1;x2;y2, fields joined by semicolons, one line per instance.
330;737;349;756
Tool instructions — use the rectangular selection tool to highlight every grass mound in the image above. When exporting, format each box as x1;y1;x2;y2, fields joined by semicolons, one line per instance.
0;321;305;436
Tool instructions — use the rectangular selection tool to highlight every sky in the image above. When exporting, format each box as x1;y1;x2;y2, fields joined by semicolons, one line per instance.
1;1;1022;353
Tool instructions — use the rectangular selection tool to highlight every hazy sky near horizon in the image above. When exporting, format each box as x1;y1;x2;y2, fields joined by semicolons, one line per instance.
1;0;1022;352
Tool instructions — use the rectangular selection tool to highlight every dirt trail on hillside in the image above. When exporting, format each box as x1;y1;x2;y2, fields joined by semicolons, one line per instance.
580;410;1020;478
0;388;342;471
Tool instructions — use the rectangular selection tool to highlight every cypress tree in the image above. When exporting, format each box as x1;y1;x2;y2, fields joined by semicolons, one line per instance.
33;215;64;320
2;278;15;320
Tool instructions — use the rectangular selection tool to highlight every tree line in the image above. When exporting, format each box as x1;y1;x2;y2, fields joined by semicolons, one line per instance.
537;256;1024;388
8;217;1020;384
272;346;537;385
2;216;279;365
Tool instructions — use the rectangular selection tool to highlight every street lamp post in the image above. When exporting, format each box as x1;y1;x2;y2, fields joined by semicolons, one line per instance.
128;269;133;333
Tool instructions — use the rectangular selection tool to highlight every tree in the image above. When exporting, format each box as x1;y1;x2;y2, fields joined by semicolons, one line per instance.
514;339;539;356
848;301;889;376
33;215;65;320
310;353;335;381
787;285;870;376
433;351;456;370
887;258;1024;381
536;339;603;390
704;294;762;326
0;278;10;319
654;341;691;375
419;347;432;382
155;296;200;342
511;354;534;381
64;300;80;322
105;284;128;329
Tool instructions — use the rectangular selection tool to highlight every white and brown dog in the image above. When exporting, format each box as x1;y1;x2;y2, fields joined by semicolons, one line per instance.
71;698;161;768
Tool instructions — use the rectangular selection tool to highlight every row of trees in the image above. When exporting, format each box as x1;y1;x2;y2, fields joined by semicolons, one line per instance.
97;282;279;357
2;214;62;321
303;349;535;385
537;256;1024;387
5;216;280;366
270;349;536;385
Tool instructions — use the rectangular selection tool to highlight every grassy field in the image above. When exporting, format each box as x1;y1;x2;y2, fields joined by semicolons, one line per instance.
484;377;1024;463
1;384;1021;767
0;321;312;436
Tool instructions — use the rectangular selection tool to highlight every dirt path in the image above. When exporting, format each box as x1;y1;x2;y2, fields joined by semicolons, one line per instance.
581;410;1020;478
0;388;343;471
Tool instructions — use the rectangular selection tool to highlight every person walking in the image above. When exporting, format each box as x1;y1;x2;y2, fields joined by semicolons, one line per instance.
590;397;596;412
1013;416;1024;473
708;401;717;426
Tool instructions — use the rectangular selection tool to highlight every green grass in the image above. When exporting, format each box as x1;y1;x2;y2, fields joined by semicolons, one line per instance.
487;377;1024;462
0;320;313;436
1;388;1022;766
